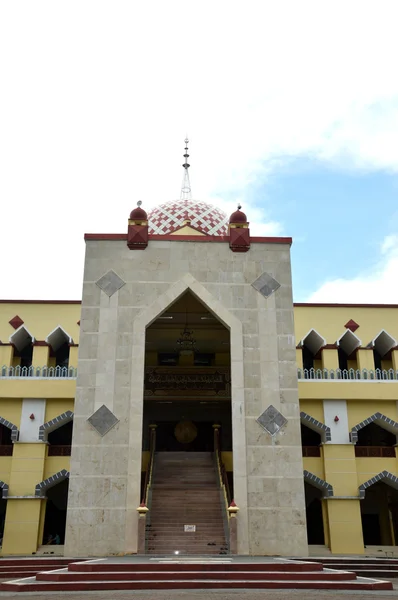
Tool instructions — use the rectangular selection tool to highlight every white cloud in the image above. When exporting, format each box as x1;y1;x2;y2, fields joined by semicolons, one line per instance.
307;235;398;303
0;1;398;298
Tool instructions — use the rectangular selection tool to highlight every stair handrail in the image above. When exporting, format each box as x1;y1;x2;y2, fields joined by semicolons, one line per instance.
142;424;157;506
213;425;232;506
213;424;234;552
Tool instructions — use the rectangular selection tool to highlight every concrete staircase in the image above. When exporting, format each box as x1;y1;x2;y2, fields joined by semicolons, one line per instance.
311;556;398;579
147;452;228;555
0;559;393;592
0;557;76;579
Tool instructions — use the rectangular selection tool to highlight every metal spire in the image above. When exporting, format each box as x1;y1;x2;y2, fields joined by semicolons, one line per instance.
180;137;192;200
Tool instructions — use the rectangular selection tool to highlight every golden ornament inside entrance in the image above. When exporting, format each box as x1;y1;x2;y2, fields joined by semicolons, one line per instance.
174;420;198;444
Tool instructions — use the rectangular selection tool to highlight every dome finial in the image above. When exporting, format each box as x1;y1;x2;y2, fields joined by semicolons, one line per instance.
129;200;147;221
229;203;247;224
180;137;192;201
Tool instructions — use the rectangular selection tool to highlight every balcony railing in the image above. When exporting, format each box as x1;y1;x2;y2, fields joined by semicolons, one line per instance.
0;445;13;456
302;446;321;457
298;368;398;381
355;446;396;458
0;365;77;379
48;445;72;456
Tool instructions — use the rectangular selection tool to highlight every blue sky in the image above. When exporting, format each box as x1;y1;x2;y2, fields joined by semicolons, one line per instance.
250;160;398;301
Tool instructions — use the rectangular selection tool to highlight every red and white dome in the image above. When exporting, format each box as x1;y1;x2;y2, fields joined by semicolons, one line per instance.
148;200;228;236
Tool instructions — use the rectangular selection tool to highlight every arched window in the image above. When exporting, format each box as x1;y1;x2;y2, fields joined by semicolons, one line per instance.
299;330;326;372
336;330;361;372
46;327;73;369
9;326;34;369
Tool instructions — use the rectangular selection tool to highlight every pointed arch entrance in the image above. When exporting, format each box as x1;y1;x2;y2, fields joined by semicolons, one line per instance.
126;274;248;554
359;472;398;546
143;290;231;450
36;470;70;546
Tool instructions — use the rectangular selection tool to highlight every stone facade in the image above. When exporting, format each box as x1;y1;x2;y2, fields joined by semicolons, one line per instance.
64;238;308;556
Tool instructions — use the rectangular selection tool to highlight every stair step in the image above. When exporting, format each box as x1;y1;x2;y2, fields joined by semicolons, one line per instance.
37;570;358;582
68;562;323;573
0;559;74;566
0;579;392;592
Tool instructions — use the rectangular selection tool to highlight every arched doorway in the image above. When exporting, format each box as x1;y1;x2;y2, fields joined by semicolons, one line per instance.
301;424;321;457
304;482;325;545
360;480;398;546
48;421;73;456
141;290;233;553
43;478;69;546
355;423;396;458
142;290;232;461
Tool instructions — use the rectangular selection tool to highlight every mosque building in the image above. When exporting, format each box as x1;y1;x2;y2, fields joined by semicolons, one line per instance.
0;141;398;558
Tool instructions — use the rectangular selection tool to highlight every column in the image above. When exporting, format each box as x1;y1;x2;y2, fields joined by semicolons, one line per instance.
391;349;398;372
32;344;49;369
68;346;79;369
0;345;13;369
322;442;364;554
325;498;364;554
357;349;374;372
322;349;339;372
296;348;303;370
2;442;47;554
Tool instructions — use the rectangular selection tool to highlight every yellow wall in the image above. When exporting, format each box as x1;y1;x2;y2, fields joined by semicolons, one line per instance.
44;456;70;480
299;380;398;401
300;401;324;423
294;305;398;345
45;399;74;422
348;402;398;428
0;457;12;486
0;302;81;347
0;399;22;429
2;499;43;555
303;457;324;479
0;380;76;399
9;443;46;496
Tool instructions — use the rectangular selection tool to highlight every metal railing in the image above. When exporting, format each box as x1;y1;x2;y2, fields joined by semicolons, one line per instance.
0;365;77;379
48;445;72;457
298;367;398;381
355;446;396;458
213;426;232;552
4;365;396;382
302;446;321;457
0;445;13;456
142;426;156;507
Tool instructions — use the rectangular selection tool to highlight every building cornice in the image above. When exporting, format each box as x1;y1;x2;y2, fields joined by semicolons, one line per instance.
84;232;293;245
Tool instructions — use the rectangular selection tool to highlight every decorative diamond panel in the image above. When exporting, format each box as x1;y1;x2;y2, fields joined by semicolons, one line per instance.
344;319;359;332
96;270;125;297
252;272;281;298
148;200;229;236
9;315;24;329
257;405;287;436
87;405;119;437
